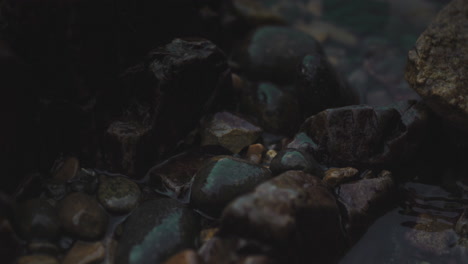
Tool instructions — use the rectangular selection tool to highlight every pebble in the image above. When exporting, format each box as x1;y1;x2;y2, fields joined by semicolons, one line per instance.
58;192;108;240
97;176;140;214
323;167;358;187
163;249;202;264
62;241;106;264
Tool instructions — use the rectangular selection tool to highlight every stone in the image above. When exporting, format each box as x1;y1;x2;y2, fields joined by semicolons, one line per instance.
405;0;468;131
240;82;302;136
67;169;99;195
28;242;59;255
190;156;272;217
58;192;108;240
62;241;106;264
245;144;265;164
116;198;200;264
221;171;345;263
17;255;59;264
269;149;323;177
163;250;202;264
51;157;79;184
14;199;60;241
148;151;212;200
323;167;358;187
97;176;141;214
103;38;232;177
455;209;468;238
299;101;431;168
336;170;395;243
201;112;262;154
296;53;358;118
200;228;219;243
236;26;324;84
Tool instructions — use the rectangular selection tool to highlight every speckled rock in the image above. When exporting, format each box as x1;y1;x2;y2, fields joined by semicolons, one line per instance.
336;170;395;243
97;176;140;214
62;241;106;264
190;156;272;217
103;38;232;177
58;192;108;240
17;255;59;264
237;26;324;84
14;199;59;241
269;149;323;176
221;171;345;263
323;167;358;187
201;112;262;154
299;101;431;168
405;0;468;131
116;198;200;264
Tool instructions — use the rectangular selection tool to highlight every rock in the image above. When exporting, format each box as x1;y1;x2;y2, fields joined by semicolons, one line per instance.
405;0;468;131
336;170;395;243
14;199;60;241
323;167;359;187
201;112;262;154
148;151;212;200
198;236;272;264
238;255;276;264
299;101;431;168
296;53;358;118
245;144;265;164
67;169;99;195
285;132;316;155
240;82;302;136
227;0;285;27
97;176;141;214
27;242;59;255
263;150;277;165
221;171;345;263
455;209;468;238
51;157;79;184
190;156;272;217
17;255;59;264
163;250;202;264
58;192;108;240
237;26;324;84
103;38;232;177
116;198;200;264
200;228;219;244
269;149;323;176
62;241;106;264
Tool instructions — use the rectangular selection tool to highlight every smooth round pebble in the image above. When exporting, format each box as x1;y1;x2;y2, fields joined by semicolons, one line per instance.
97;176;140;214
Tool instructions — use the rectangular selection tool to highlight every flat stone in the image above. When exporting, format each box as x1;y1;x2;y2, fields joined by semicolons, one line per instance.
201;112;262;154
323;167;358;187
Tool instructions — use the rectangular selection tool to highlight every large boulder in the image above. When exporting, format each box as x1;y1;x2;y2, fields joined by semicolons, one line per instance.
405;0;468;131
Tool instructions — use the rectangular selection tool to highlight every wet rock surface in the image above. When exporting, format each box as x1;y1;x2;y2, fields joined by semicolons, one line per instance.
299;101;431;168
190;156;272;218
405;0;468;130
116;198;200;264
58;192;108;240
221;171;345;263
201;112;262;154
97;176;141;214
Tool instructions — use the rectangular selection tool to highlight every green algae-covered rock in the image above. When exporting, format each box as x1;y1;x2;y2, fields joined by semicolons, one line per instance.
116;198;200;264
190;156;272;218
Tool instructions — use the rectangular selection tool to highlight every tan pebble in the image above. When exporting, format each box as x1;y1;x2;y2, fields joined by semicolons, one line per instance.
62;241;105;264
200;228;219;243
323;167;358;187
53;157;79;183
163;249;202;264
246;144;265;164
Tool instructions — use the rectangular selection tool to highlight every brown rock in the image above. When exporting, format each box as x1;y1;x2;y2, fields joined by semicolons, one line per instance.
17;255;59;264
323;167;358;187
405;0;468;130
246;144;265;164
62;241;106;264
163;250;202;264
52;157;79;183
58;193;108;240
